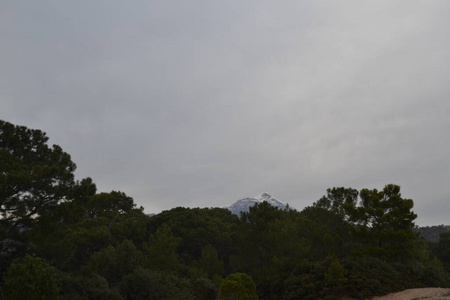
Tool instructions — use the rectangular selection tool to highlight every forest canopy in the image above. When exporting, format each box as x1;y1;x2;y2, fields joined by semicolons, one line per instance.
1;119;449;300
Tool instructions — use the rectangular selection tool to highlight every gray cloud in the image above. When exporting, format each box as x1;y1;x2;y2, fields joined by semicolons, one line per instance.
1;1;449;225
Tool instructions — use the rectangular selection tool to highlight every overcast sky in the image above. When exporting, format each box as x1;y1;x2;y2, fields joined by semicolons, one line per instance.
1;1;449;226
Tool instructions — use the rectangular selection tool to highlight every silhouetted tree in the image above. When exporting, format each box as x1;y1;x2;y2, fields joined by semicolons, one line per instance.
0;120;76;236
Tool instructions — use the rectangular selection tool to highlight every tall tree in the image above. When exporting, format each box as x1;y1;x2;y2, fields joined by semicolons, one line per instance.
355;184;416;231
314;184;418;261
0;120;76;236
313;187;359;222
143;223;180;271
353;184;417;260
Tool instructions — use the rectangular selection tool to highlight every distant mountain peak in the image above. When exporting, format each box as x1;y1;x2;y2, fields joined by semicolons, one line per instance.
228;192;287;216
255;192;271;199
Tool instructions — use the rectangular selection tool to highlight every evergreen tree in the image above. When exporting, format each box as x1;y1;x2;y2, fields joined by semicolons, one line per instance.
2;254;59;300
143;223;180;271
218;273;258;300
0;120;76;236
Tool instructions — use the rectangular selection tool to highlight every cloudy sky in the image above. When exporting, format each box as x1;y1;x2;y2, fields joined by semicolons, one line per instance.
1;1;449;225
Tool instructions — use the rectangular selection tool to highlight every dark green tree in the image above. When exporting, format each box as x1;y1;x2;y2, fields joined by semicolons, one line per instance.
342;255;403;298
238;202;284;272
192;277;218;300
85;191;147;243
355;185;416;230
147;207;240;270
89;239;143;286
437;231;450;273
315;184;418;261
57;271;123;300
0;120;76;236
283;260;327;300
0;238;29;286
119;268;194;300
29;178;98;268
313;187;359;222
324;260;348;297
197;244;225;280
33;189;146;271
299;206;352;259
218;272;258;300
143;223;180;271
353;184;418;260
237;202;309;298
2;254;59;300
86;191;136;220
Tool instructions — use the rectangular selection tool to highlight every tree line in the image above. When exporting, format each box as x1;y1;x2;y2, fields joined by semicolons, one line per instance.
1;119;449;300
415;225;450;243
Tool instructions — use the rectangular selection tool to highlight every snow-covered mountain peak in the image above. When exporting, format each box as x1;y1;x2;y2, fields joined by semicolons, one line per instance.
254;192;271;200
228;192;287;216
254;192;284;204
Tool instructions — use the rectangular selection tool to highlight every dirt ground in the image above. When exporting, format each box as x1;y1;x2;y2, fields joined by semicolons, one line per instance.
370;288;450;300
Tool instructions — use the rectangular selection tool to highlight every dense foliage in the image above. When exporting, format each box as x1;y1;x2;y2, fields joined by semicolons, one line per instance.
1;120;449;299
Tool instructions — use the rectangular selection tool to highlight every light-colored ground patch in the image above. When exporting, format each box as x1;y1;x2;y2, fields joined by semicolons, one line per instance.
370;288;450;300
